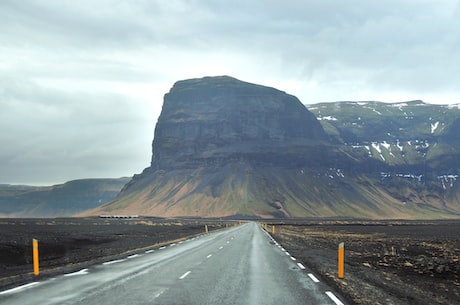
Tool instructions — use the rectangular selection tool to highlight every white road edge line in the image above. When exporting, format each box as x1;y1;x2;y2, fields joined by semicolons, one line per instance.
308;273;320;283
290;256;297;261
325;291;344;305
103;259;126;265
64;268;89;277
297;262;306;270
0;282;39;295
179;271;191;280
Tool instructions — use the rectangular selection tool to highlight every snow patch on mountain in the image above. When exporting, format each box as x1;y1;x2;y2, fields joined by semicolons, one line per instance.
372;143;386;161
317;116;337;121
396;139;404;151
326;168;345;179
437;175;459;190
446;104;460;109
380;172;423;182
431;121;439;133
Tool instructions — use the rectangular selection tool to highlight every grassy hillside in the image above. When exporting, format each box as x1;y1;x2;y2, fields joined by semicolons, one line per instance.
85;163;460;219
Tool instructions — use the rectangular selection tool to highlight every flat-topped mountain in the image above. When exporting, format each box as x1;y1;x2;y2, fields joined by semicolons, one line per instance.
151;76;327;170
87;77;460;219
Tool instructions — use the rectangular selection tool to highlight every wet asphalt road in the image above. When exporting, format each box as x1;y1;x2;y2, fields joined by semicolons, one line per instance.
0;222;346;305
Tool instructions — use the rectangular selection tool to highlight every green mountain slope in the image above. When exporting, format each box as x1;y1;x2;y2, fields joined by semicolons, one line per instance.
89;164;460;219
308;100;460;165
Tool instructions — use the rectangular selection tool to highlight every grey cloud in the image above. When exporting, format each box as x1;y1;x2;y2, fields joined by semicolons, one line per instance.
0;0;156;48
186;0;460;94
0;77;153;184
1;0;459;183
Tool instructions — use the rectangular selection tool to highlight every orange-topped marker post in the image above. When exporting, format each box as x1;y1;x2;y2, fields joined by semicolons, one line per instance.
32;238;39;276
338;242;344;279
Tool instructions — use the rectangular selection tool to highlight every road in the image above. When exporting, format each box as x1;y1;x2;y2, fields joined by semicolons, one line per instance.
0;222;346;305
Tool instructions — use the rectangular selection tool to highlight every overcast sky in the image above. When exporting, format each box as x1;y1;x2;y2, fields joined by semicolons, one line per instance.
1;0;459;185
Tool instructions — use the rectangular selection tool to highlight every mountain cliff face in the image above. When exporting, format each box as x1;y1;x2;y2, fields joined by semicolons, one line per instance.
151;76;326;169
88;77;460;219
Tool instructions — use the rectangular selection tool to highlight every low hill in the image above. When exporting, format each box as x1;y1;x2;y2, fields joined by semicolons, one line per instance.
0;178;130;217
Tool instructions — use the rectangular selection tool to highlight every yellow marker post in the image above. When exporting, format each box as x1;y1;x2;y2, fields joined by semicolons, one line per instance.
205;225;209;234
338;242;344;279
32;238;39;276
271;225;275;235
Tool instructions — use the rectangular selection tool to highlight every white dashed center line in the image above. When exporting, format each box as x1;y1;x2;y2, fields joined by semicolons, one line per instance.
179;271;191;280
207;254;212;258
153;288;167;299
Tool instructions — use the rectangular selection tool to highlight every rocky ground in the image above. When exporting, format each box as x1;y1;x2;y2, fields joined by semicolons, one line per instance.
2;218;459;305
0;217;228;290
270;220;460;305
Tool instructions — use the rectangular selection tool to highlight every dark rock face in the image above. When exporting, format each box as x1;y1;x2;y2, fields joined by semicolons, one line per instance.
151;76;327;169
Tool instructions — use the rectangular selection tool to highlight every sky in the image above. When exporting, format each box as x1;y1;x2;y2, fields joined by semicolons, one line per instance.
1;0;459;185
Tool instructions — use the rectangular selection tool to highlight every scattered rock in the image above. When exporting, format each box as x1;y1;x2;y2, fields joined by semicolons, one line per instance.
404;261;414;267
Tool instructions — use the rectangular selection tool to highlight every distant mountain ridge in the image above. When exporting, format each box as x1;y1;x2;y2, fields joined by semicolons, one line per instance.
308;100;460;174
85;76;460;219
0;178;130;217
307;100;460;216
